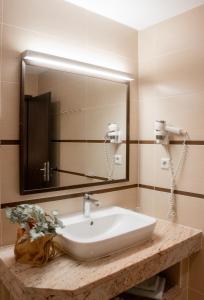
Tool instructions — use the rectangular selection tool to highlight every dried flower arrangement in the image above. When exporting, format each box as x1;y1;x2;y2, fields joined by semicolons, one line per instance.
6;204;64;266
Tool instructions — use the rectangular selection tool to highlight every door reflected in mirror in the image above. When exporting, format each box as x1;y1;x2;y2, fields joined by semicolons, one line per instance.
21;56;130;194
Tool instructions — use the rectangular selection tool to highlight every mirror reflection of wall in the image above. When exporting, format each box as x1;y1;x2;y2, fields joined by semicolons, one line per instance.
23;63;129;193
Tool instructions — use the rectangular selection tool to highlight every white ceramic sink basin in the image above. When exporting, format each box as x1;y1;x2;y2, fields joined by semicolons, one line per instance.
56;206;156;261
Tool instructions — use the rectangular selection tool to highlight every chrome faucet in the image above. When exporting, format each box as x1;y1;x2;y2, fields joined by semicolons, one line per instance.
83;193;100;218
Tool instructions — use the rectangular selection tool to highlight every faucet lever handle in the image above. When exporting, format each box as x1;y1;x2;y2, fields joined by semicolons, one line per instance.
83;193;99;205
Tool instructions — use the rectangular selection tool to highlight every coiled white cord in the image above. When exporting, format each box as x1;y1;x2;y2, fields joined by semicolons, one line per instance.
164;132;189;220
104;138;115;180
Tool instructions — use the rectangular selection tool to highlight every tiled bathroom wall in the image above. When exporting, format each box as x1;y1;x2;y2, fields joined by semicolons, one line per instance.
0;0;138;245
138;5;204;300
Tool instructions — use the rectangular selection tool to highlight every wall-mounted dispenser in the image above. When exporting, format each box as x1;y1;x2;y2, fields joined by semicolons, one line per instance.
154;120;188;220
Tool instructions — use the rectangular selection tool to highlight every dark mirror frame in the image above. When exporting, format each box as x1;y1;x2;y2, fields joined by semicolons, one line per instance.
20;56;130;195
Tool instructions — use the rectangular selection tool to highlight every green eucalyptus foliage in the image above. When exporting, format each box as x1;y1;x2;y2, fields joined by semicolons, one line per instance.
5;204;64;241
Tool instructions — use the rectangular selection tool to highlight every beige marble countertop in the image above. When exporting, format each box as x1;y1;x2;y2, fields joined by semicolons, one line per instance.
0;219;202;300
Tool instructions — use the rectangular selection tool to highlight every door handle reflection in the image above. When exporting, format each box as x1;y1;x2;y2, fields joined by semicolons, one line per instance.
40;161;50;182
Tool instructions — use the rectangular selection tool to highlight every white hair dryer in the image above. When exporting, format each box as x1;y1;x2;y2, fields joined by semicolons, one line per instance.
106;123;121;144
154;120;185;144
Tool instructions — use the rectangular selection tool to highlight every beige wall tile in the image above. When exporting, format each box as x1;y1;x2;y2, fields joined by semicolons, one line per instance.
139;188;168;220
151;190;169;220
152;5;204;58
138;188;155;217
174;193;204;231
0;145;20;204
138;98;155;140
155;145;204;194
139;144;156;186
4;0;138;62
139;5;204;62
138;59;157;101
1;25;87;83
142;189;204;231
0;82;19;139
129;144;138;183
0;24;2;80
3;0;88;45
155;47;204;98
138;27;157;62
0;209;17;246
139;188;204;231
92;188;138;211
139;46;204;101
129;100;138;140
86;11;138;61
38;188;137;217
3;0;138;80
83;46;138;76
129;80;139;140
130;100;138;140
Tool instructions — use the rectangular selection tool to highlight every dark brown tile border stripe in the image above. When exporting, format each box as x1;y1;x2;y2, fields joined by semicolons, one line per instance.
170;140;204;145
0;140;20;145
0;139;139;145
139;184;155;190
139;140;204;145
139;184;204;199
139;140;155;144
52;139;107;143
2;139;204;145
52;140;139;144
0;183;138;209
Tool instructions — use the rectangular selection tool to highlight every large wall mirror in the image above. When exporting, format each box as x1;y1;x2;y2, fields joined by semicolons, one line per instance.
20;51;131;194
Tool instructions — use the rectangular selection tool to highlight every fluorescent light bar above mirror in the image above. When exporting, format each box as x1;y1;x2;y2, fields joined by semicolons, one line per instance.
22;50;134;82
